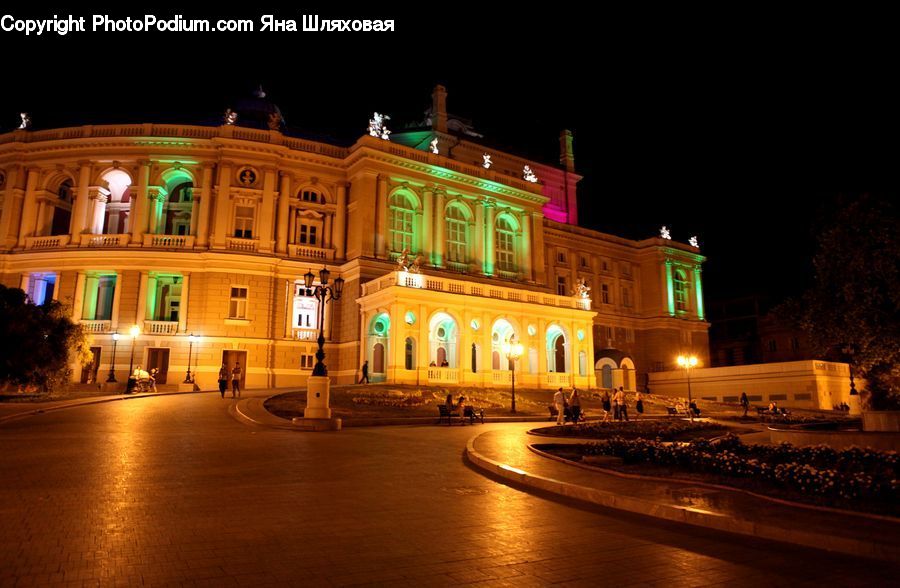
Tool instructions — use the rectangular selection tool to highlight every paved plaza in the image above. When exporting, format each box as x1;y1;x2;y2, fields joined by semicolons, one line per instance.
0;392;897;587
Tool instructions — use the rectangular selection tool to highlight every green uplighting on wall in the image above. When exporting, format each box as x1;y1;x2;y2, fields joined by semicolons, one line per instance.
665;261;675;316
694;267;705;320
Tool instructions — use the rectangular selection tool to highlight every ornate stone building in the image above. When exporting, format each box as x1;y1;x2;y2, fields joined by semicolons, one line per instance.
0;87;708;391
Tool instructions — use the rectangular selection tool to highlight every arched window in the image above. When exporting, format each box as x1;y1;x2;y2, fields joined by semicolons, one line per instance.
404;337;415;370
445;205;468;264
495;215;516;272
57;180;73;203
389;192;416;253
674;269;689;311
300;190;321;203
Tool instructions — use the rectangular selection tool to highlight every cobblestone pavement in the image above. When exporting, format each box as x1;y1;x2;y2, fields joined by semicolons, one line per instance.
0;395;896;587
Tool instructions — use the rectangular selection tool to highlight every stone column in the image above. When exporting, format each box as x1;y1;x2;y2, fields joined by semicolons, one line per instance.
520;211;532;280
275;173;291;254
375;176;388;257
473;200;484;273
531;211;546;285
324;213;333;250
178;274;189;333
72;272;86;321
89;191;107;235
129;161;150;244
145;274;158;322
70;163;92;239
0;165;20;249
259;167;277;252
433;190;445;267
188;189;199;237
664;259;675;316
484;202;496;275
334;183;347;259
147;191;163;235
421;186;433;263
16;169;40;247
135;272;149;325
693;265;705;320
35;199;47;237
110;272;122;331
212;163;232;248
195;164;213;247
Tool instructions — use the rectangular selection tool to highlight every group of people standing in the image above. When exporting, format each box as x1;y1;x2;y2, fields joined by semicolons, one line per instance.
598;387;644;422
553;387;584;425
217;363;242;398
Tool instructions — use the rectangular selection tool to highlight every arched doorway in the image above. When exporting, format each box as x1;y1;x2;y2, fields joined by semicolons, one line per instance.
404;337;415;370
491;318;516;371
546;324;569;373
428;312;458;367
367;313;390;378
602;365;612;388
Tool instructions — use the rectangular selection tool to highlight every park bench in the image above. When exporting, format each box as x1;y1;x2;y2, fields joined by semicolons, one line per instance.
438;404;460;425
463;406;485;425
666;406;679;417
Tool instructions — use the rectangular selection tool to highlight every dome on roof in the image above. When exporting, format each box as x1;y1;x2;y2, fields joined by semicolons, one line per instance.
232;86;286;131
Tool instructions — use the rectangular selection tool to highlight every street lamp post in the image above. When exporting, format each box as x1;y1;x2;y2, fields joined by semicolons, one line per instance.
106;332;120;383
127;325;140;393
184;333;197;383
502;337;524;414
676;354;698;422
303;267;345;377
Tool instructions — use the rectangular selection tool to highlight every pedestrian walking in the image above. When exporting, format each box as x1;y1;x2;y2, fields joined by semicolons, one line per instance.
569;387;582;423
149;368;158;393
553;387;566;425
740;392;750;418
359;360;369;384
635;391;644;418
217;363;228;398
231;362;242;398
601;390;612;423
615;386;629;421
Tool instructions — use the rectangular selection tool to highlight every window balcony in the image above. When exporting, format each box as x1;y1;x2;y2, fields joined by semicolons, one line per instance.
491;370;512;385
288;244;335;261
24;235;71;249
80;319;111;333
227;237;258;252
143;234;195;249
291;327;319;341
80;233;129;247
144;320;178;335
545;372;572;386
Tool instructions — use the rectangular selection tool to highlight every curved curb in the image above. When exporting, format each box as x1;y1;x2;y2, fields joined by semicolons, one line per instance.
0;389;216;425
231;397;297;430
464;431;899;563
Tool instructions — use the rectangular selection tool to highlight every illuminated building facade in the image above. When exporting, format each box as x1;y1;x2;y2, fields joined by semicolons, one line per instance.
0;87;708;391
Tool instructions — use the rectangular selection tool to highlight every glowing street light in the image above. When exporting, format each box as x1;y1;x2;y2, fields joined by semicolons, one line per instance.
302;267;345;376
502;337;524;413
677;354;698;421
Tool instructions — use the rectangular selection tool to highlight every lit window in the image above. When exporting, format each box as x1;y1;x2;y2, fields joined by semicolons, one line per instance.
674;270;689;311
446;205;468;264
495;215;516;272
229;287;248;319
234;206;254;239
389;192;416;253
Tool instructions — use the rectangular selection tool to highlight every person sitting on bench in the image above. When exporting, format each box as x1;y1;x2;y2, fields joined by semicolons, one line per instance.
689;400;701;417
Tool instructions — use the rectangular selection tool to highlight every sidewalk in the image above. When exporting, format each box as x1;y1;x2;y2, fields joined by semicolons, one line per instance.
466;425;900;562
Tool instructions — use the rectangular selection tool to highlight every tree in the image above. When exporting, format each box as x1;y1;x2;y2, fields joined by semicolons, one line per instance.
0;285;92;393
780;194;900;410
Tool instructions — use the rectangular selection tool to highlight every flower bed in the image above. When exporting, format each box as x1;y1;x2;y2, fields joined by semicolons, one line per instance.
577;434;899;515
535;419;729;441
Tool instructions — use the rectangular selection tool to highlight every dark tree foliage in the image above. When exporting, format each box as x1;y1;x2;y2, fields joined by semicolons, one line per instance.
0;285;91;393
780;194;900;409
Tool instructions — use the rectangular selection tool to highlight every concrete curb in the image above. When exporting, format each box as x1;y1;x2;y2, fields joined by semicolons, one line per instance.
464;431;899;562
0;389;217;425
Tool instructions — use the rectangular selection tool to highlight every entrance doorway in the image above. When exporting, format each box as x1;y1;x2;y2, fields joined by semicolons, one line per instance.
80;346;101;384
222;350;247;391
146;348;170;385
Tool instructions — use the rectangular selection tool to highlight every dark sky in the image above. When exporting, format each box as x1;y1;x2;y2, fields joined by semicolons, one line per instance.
1;8;895;304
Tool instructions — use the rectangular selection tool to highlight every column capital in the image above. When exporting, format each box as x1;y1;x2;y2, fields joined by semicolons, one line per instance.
137;159;153;168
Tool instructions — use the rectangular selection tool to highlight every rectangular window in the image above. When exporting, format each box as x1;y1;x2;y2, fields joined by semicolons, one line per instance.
390;208;414;253
580;255;590;269
622;286;632;308
556;275;567;296
605;326;613;340
620;262;632;277
601;258;611;272
601;283;610;304
300;355;315;369
495;229;515;272
95;276;116;321
27;273;57;305
556;250;567;264
298;223;318;245
234;206;254;239
229;286;248;319
768;339;777;352
790;337;800;351
446;216;467;263
653;361;664;372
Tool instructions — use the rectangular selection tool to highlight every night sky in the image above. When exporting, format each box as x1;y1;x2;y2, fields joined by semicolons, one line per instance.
1;8;893;306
